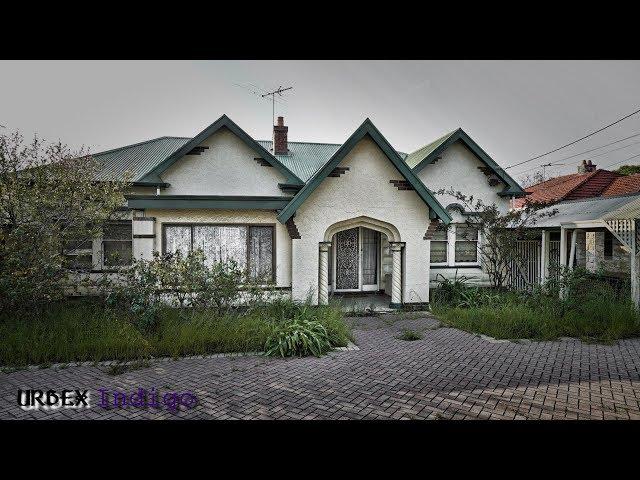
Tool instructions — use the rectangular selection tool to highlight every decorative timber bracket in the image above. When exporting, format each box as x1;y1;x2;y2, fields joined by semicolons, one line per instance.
187;146;209;155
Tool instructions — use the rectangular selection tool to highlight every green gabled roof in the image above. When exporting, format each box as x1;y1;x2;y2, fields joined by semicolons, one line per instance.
256;140;341;182
405;128;526;197
93;136;191;182
139;115;304;185
404;130;457;169
276;118;451;225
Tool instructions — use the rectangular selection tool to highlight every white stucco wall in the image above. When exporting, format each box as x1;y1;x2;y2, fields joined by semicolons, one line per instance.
416;142;511;214
144;208;291;288
291;137;432;305
160;128;288;196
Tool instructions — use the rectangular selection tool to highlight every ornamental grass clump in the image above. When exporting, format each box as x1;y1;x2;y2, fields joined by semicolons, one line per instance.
265;318;333;358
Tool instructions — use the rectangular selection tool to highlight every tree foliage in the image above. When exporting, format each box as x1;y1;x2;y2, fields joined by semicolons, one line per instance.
435;188;557;289
614;164;640;176
0;130;127;313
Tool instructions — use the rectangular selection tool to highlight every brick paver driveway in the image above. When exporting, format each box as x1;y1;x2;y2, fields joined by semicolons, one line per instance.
2;313;640;420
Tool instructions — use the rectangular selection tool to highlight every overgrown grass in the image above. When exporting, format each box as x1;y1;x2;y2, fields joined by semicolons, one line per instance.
397;330;423;341
0;298;353;367
431;270;640;343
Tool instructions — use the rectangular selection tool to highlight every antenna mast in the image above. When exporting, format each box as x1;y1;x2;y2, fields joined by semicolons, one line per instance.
262;86;293;126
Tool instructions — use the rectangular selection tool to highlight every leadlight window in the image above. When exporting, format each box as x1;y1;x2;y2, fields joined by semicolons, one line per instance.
163;224;275;282
455;225;479;263
429;227;448;263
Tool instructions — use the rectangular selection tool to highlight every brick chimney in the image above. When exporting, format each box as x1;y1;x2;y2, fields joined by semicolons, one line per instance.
578;159;597;173
273;116;288;155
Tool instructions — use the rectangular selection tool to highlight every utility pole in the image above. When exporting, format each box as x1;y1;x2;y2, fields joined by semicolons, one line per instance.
262;86;293;126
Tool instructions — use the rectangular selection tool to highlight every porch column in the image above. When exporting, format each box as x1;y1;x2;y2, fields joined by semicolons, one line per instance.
389;242;403;308
541;230;550;284
559;226;568;299
568;229;580;271
318;242;331;306
631;220;639;309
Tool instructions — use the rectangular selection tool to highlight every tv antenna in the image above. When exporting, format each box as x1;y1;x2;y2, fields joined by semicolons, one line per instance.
262;86;293;126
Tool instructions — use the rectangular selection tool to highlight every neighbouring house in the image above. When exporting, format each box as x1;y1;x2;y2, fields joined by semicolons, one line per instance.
514;159;640;208
79;115;526;307
508;161;640;305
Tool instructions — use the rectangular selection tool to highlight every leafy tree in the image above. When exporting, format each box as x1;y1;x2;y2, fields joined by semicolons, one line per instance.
435;188;557;289
614;164;640;176
0;130;127;313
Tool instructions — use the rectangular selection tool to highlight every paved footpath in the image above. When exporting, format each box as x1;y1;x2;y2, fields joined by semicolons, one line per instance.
2;314;640;420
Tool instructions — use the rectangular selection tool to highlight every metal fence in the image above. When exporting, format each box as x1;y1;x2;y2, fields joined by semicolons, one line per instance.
507;240;542;291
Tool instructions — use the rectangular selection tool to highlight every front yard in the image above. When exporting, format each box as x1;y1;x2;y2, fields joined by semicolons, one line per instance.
431;269;640;343
0;299;353;368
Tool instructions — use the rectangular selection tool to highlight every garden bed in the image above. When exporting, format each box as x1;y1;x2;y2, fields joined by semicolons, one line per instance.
431;270;640;344
0;299;353;368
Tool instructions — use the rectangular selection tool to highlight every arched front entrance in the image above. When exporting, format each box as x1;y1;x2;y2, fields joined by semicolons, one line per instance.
319;216;404;308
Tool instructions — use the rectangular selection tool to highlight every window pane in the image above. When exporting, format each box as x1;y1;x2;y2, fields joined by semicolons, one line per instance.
431;228;448;241
455;241;477;262
456;226;478;241
165;226;192;256
65;254;93;270
249;226;273;281
104;222;132;241
430;241;448;263
64;238;92;250
193;226;247;270
104;241;132;266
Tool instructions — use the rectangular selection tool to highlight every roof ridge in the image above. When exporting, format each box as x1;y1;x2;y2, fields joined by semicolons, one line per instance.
92;136;188;157
257;139;343;146
555;191;640;205
406;129;459;157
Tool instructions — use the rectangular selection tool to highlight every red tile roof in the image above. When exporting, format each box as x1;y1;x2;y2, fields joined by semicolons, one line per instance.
515;170;640;208
601;173;640;196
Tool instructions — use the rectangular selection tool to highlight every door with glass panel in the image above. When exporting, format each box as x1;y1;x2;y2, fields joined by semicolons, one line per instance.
333;227;380;292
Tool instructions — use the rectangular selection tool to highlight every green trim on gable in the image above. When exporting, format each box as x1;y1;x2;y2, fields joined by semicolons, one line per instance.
126;195;292;210
139;115;304;186
408;128;526;198
276;118;452;225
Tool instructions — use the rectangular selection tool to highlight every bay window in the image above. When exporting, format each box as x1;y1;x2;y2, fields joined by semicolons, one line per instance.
163;224;275;282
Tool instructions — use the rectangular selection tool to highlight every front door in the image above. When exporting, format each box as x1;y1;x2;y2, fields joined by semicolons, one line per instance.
335;227;359;290
334;227;380;292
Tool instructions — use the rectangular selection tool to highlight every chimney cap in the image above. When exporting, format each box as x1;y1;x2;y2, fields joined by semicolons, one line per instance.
276;116;284;126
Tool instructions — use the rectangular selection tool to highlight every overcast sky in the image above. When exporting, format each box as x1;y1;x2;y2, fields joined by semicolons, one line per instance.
2;60;640;183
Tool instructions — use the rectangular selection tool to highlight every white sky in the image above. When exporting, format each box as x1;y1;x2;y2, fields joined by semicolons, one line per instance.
2;60;640;183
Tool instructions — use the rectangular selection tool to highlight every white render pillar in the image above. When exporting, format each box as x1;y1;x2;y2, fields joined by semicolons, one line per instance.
390;242;403;308
318;242;331;306
541;230;550;284
568;229;579;271
559;226;568;299
631;220;639;310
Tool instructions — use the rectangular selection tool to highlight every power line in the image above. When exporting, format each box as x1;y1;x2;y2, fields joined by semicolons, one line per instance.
505;106;640;170
511;131;640;174
598;151;640;170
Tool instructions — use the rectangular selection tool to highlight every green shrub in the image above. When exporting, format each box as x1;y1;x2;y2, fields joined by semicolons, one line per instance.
432;269;640;343
0;298;352;367
265;318;333;357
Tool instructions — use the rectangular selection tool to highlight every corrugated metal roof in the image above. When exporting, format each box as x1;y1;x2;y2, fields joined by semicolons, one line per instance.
532;193;640;227
93;136;191;182
256;140;340;182
404;130;457;168
93;135;408;184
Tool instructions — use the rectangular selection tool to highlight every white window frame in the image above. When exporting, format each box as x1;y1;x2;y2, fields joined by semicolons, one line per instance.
430;224;482;267
429;225;450;267
99;220;133;271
